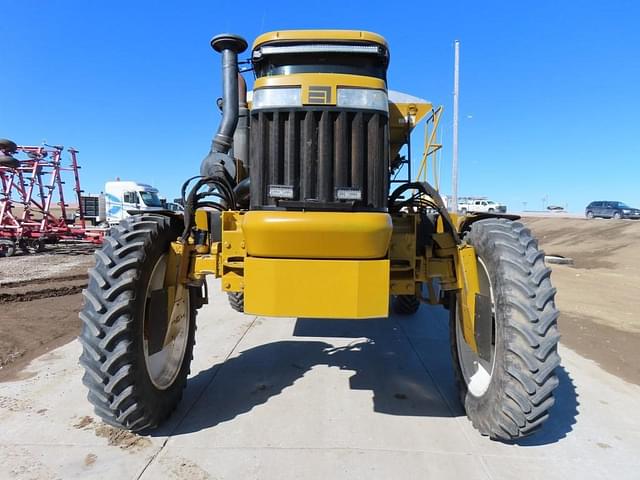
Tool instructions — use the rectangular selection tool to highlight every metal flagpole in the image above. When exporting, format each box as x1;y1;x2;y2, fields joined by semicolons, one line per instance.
451;40;460;212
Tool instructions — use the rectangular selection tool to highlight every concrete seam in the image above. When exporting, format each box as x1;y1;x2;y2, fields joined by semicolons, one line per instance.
134;315;259;480
393;315;480;451
392;316;456;416
478;454;496;480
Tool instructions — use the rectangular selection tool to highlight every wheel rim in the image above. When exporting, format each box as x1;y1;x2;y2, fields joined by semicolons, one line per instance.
142;254;190;390
455;257;497;397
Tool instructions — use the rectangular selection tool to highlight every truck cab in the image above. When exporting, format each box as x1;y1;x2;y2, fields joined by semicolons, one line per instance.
104;181;164;225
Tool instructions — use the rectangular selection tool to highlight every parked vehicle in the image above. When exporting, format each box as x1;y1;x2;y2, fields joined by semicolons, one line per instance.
165;201;184;213
547;205;565;211
585;201;640;220
458;197;507;214
81;181;167;226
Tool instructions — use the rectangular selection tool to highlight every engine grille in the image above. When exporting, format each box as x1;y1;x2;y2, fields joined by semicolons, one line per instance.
249;109;389;211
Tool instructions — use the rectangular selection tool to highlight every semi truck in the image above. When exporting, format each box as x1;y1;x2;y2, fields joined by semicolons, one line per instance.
81;181;166;226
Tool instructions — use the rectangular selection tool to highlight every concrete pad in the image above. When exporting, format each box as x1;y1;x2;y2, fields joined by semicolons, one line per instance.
0;286;254;479
2;279;640;479
166;314;469;453
143;447;489;480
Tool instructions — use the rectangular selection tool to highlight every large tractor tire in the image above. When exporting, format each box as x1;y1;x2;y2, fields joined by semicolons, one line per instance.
0;138;18;153
227;291;244;312
392;295;420;315
79;215;197;431
450;218;560;441
0;239;16;257
0;155;20;169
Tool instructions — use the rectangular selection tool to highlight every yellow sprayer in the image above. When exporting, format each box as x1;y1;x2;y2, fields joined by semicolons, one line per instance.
78;30;560;441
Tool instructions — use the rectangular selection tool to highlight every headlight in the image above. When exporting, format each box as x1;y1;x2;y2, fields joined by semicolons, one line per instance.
337;88;388;112
623;209;631;213
252;88;302;109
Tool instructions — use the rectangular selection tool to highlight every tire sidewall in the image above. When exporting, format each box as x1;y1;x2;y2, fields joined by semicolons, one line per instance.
451;224;510;426
129;218;196;424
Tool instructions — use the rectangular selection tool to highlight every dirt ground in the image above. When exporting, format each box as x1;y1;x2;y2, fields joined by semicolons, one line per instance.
0;217;638;385
523;217;640;384
0;244;94;380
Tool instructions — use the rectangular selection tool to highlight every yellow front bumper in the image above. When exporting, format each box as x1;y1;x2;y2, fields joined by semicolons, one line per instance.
244;257;390;318
242;211;392;259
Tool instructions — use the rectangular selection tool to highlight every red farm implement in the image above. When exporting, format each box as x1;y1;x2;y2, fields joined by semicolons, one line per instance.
0;139;103;257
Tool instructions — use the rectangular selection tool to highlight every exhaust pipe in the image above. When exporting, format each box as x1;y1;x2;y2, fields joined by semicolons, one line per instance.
209;33;247;155
201;33;247;182
233;73;249;171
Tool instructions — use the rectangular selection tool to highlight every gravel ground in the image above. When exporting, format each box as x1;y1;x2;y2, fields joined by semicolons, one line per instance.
0;243;95;286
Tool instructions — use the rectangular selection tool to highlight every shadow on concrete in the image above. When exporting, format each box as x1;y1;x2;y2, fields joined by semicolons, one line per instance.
158;309;578;445
393;309;580;446
159;316;458;437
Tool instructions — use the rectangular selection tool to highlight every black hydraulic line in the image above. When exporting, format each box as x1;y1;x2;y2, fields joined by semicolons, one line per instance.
181;176;236;242
389;181;460;244
195;201;227;211
181;175;204;204
233;176;250;208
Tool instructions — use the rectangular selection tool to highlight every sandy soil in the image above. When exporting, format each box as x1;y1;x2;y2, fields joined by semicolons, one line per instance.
0;246;94;380
0;217;638;385
523;217;640;384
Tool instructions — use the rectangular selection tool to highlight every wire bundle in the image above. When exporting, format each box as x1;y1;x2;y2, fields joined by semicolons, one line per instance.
180;175;237;241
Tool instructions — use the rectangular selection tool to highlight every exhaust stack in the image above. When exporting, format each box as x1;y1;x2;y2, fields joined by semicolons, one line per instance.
201;33;247;182
233;73;249;170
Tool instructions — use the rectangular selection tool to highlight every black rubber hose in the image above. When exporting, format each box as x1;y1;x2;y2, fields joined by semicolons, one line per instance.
233;177;250;208
389;182;460;244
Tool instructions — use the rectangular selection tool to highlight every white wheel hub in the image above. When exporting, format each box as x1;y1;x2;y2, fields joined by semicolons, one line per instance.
142;254;190;390
455;257;497;397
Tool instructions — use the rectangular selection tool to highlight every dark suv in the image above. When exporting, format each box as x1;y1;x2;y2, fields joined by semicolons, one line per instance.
585;201;640;220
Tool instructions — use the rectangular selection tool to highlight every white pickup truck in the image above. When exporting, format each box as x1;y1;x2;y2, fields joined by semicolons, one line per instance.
458;198;507;214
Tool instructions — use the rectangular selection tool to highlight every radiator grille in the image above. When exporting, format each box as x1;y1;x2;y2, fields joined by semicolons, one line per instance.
249;109;389;210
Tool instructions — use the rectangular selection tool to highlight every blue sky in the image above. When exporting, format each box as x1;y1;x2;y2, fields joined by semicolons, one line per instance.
1;0;639;212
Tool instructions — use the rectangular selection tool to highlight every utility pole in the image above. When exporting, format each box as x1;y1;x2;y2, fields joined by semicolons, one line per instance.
451;40;460;213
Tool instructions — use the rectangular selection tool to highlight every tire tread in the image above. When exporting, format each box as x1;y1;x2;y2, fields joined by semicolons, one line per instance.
78;214;195;432
451;218;561;441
